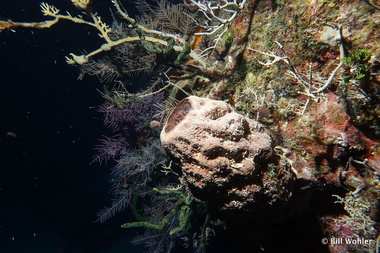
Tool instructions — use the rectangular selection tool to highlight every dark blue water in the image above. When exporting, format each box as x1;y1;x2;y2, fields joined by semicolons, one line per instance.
0;1;146;252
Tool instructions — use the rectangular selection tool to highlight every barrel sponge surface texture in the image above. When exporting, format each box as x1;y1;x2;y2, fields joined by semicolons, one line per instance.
161;96;295;221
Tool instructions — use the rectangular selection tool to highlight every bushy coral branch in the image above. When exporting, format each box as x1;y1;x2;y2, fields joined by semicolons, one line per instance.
1;0;245;70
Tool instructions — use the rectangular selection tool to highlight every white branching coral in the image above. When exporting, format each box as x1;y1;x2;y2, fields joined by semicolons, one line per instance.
333;193;378;235
248;42;289;67
36;1;205;65
71;0;91;10
1;0;247;70
190;0;245;36
0;0;248;95
249;30;346;115
189;0;246;53
92;15;112;42
40;2;60;16
65;53;88;65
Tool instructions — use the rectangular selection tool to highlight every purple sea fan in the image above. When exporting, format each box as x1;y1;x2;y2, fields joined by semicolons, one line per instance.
98;101;143;131
98;92;165;135
96;138;168;223
91;135;127;165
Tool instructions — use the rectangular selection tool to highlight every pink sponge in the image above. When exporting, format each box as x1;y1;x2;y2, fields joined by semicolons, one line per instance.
161;96;295;221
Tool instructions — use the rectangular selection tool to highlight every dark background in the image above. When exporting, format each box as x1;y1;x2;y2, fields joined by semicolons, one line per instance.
0;0;142;252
